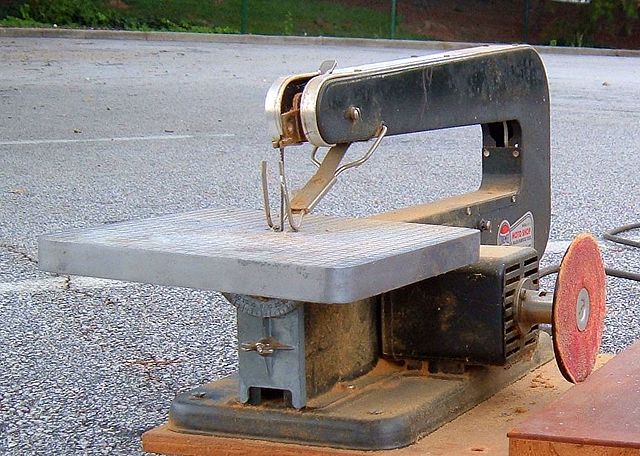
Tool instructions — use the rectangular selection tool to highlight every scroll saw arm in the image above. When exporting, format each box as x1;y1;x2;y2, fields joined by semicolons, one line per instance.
264;44;550;256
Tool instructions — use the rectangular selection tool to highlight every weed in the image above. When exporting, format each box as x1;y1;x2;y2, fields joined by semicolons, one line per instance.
283;10;293;36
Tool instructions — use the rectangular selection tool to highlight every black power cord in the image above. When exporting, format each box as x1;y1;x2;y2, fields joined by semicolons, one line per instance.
539;223;640;281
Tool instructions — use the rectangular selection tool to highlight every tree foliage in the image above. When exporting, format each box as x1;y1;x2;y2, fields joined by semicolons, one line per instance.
591;0;639;34
543;0;639;46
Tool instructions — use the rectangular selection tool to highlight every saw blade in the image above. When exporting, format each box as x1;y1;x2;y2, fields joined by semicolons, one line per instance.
552;233;606;383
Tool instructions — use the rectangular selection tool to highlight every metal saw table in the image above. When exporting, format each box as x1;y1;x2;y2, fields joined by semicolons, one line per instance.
38;208;479;304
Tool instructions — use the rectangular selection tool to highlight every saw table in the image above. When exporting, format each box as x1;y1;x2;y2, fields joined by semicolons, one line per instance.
38;44;607;452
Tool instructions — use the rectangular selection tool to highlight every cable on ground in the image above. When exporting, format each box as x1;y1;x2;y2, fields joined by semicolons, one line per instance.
539;223;640;282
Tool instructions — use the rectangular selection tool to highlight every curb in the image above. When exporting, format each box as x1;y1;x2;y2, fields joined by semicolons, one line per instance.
1;27;639;57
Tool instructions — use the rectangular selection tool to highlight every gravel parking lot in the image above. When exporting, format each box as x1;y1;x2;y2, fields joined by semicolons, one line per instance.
1;36;639;455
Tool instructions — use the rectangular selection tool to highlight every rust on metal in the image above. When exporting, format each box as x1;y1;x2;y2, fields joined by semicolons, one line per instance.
277;92;306;148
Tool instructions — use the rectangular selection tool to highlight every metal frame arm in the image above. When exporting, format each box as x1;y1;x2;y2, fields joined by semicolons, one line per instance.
298;45;550;255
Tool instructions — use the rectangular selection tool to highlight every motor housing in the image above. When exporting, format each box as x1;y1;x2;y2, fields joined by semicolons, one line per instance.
381;245;540;367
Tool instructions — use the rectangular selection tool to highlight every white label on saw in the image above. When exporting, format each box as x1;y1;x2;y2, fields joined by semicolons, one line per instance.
497;211;534;248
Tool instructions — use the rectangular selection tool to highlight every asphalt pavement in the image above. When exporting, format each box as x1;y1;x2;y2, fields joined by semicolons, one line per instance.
0;37;639;455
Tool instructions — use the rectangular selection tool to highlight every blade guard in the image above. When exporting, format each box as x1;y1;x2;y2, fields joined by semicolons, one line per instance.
552;233;607;383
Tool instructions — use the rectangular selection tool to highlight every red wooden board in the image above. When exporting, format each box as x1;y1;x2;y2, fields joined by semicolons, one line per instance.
509;340;640;449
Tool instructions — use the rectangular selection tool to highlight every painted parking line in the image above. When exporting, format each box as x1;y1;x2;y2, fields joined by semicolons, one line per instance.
0;133;235;146
545;239;619;256
544;240;573;255
0;276;131;294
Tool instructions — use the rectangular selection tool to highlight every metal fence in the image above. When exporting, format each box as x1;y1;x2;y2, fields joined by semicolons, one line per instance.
238;0;399;38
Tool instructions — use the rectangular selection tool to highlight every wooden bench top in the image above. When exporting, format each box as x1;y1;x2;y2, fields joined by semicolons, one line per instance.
508;340;640;455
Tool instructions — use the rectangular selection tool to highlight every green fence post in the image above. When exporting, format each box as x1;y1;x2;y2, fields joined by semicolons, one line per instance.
241;0;248;34
390;0;397;39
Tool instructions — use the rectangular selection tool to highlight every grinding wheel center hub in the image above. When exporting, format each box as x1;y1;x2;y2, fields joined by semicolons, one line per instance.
576;288;590;332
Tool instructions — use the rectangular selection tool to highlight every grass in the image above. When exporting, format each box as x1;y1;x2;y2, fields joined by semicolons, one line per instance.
0;0;419;40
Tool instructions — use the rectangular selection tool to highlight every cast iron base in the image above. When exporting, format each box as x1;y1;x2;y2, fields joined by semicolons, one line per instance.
168;334;553;450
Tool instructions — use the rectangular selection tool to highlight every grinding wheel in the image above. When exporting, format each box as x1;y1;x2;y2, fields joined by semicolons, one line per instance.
553;233;606;383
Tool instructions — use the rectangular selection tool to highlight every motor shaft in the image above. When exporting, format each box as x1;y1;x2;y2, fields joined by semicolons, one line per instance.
515;277;552;335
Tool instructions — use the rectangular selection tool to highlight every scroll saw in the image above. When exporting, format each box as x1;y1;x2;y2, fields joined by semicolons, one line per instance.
38;44;607;451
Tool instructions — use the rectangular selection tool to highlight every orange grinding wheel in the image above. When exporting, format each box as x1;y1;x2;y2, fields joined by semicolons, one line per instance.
552;233;607;383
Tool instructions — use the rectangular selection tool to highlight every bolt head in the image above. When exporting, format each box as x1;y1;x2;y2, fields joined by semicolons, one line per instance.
346;106;361;122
